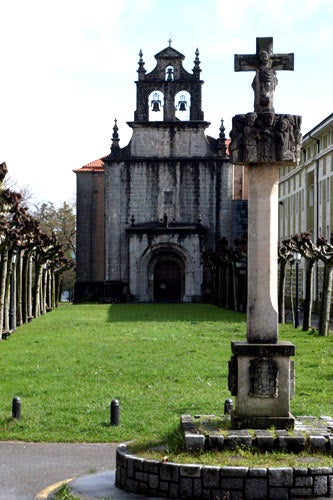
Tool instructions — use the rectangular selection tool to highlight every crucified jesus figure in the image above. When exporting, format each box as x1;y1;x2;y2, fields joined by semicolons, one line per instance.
235;37;294;113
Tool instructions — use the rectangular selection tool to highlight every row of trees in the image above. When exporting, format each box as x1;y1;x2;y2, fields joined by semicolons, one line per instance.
202;236;247;313
204;232;332;336
0;162;75;338
279;232;333;336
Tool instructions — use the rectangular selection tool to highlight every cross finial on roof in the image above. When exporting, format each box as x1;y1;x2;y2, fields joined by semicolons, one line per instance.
168;36;172;47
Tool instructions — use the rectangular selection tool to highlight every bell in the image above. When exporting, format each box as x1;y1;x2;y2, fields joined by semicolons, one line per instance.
178;95;187;111
151;92;161;112
152;101;160;112
166;67;174;81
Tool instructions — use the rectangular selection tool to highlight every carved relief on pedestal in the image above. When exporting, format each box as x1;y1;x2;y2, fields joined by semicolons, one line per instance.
230;113;302;165
249;357;279;398
228;355;238;396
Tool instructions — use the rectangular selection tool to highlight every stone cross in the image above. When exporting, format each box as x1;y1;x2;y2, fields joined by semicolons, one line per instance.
235;37;294;113
228;37;301;430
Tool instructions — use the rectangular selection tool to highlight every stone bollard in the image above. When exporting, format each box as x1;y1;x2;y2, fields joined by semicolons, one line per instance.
12;396;21;420
110;399;120;426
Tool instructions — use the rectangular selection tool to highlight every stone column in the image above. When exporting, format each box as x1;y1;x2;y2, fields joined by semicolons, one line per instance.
247;164;279;343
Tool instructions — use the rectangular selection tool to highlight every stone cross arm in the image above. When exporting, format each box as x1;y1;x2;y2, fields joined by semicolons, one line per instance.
235;52;294;72
234;37;294;72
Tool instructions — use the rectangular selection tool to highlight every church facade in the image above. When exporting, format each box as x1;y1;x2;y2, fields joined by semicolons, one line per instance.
74;44;247;303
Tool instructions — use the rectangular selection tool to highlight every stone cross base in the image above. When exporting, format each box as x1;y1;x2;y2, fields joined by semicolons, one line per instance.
228;341;295;430
229;113;302;165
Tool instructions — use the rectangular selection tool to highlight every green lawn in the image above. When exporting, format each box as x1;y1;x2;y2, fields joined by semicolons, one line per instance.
0;303;332;443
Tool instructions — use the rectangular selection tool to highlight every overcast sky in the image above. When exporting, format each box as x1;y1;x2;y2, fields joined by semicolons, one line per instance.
0;0;332;205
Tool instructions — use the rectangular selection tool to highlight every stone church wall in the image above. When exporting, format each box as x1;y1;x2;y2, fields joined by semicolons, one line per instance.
129;123;213;158
76;171;104;283
75;170;105;302
104;158;231;289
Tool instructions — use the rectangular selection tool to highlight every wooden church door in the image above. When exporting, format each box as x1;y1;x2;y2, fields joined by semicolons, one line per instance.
154;261;182;301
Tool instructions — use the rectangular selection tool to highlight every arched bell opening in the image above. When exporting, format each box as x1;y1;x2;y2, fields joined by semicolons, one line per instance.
148;90;164;121
175;90;191;121
165;65;174;81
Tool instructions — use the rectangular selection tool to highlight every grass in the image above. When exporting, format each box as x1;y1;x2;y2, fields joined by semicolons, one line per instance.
52;483;80;499
0;303;332;445
138;446;333;468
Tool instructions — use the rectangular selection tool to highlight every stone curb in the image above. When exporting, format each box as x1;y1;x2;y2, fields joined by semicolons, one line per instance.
116;444;333;499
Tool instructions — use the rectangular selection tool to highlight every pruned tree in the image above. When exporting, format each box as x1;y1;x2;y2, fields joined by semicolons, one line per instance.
315;236;333;336
33;201;76;300
278;243;294;324
284;233;332;336
0;163;74;338
283;233;317;331
202;235;247;311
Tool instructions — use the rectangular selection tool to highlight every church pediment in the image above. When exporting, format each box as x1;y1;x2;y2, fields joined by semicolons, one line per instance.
154;46;185;61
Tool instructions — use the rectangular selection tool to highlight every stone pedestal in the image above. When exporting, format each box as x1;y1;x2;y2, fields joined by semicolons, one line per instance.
229;342;295;429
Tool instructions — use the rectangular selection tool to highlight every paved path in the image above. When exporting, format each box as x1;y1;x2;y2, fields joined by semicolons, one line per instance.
0;441;118;500
0;442;164;499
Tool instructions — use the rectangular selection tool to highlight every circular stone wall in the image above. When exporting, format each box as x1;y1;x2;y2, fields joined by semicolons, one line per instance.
116;444;333;499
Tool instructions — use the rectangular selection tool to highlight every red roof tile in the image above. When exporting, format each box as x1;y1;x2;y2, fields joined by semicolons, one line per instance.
73;156;107;173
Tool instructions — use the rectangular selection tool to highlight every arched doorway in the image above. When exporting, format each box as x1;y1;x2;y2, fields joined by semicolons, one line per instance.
154;260;182;301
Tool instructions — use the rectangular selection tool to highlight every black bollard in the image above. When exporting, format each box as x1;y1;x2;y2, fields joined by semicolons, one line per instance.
110;399;119;426
12;396;21;420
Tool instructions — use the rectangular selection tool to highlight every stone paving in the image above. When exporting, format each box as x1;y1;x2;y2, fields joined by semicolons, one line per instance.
182;414;333;454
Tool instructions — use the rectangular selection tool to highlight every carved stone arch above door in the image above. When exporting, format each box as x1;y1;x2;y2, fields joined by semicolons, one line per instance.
127;232;203;303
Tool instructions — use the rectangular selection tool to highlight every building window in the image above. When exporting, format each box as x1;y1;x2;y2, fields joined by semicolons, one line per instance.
309;185;314;206
302;149;306;162
164;191;173;205
301;189;305;210
327;177;330;202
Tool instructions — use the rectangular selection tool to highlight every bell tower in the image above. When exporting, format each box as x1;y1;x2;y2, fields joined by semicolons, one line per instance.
134;42;204;122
